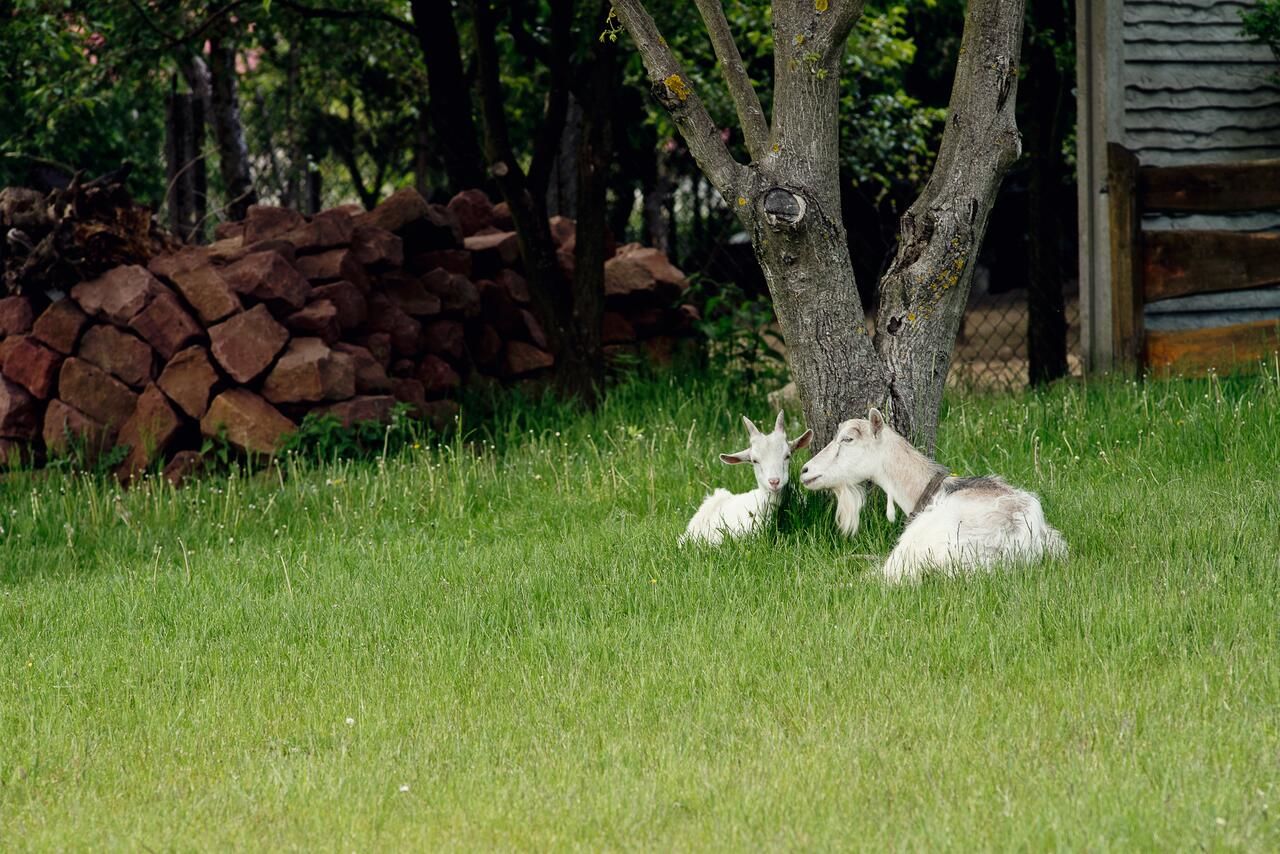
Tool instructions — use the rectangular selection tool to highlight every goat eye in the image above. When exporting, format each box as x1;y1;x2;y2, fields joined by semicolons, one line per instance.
842;435;854;443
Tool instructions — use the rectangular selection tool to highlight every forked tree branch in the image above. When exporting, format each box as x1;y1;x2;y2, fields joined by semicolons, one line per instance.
875;0;1025;446
610;0;748;201
816;0;869;62
691;0;770;161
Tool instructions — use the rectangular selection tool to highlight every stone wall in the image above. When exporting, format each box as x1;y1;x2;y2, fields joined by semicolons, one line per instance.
0;188;697;480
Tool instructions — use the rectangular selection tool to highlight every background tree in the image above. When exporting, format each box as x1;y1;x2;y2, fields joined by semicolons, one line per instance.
611;0;1025;448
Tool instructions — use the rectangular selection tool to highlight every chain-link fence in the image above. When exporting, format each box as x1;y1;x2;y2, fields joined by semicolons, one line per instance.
947;285;1082;391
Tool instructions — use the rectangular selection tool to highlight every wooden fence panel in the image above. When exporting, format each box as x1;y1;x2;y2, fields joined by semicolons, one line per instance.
1143;230;1280;301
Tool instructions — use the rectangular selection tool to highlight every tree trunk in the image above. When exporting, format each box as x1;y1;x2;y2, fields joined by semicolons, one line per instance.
207;38;257;221
613;0;1025;450
165;83;207;243
546;94;582;218
876;0;1023;447
409;0;487;194
1024;0;1071;385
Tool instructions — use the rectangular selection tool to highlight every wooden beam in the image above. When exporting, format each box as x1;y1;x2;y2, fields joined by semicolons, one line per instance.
1107;143;1143;370
1140;159;1280;213
1146;318;1280;375
1143;230;1280;302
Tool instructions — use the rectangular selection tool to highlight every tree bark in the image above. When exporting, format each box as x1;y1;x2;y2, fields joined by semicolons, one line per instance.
876;0;1023;446
165;83;207;243
1024;0;1071;385
612;0;1025;450
207;38;258;221
409;0;487;194
469;0;608;402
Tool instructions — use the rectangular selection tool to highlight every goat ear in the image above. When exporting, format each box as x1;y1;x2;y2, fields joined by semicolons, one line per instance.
741;415;761;437
790;429;813;451
868;408;885;437
774;410;786;433
720;449;752;465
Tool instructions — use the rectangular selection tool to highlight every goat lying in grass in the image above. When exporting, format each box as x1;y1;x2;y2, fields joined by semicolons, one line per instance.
680;411;812;546
800;408;1066;583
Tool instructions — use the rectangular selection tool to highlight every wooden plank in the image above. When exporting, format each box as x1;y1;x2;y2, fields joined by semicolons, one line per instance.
1145;317;1280;374
1139;159;1280;211
1143;230;1280;300
1108;143;1144;371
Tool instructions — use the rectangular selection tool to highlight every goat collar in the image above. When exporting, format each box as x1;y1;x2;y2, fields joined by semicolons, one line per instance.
907;470;949;522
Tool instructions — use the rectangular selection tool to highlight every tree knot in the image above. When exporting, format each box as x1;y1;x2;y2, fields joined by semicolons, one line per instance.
763;187;806;227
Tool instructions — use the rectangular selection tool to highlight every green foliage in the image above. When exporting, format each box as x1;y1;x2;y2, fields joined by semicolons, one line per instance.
1243;0;1280;59
44;429;130;478
2;372;1279;846
0;2;166;197
685;274;787;388
278;404;421;463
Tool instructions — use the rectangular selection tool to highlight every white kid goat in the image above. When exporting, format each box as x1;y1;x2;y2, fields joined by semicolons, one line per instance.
800;408;1066;583
680;411;812;545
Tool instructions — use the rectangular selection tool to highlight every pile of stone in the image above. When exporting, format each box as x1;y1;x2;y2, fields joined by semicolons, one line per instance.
0;188;696;480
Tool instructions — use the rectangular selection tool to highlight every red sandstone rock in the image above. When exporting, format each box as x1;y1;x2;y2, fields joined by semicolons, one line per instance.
71;265;167;325
504;341;555;377
422;268;481;317
115;384;182;480
612;245;687;295
494;269;532;303
0;376;38;440
417;354;461;396
169;265;242;324
602;312;636;344
200;389;296;455
412;249;472;277
278;209;354;252
447;189;494;237
381;273;442;318
309;281;367;329
213;221;245;241
463;229;521;272
221;250;311;309
390;377;426;415
208;304;289;383
354;332;392;368
419;398;460;432
549;215;576;250
147;245;210;279
162;449;205;486
356;188;429;234
243;205;305;244
157;346;219;419
294;247;369;292
1;336;62;398
78;325;154;388
0;296;34;337
43;399;112;459
261;338;355;404
603;256;656;298
519;309;548;349
366;294;422;356
129;292;202;360
333;343;392;393
422;319;465;361
31;298;89;354
478;279;523;336
491;201;514;231
58;358;138;428
351;226;404;269
285;299;340;344
206;236;248;265
316;394;397;428
469;324;502;367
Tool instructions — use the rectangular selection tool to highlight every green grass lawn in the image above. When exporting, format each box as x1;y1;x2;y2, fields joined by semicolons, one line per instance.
2;369;1279;850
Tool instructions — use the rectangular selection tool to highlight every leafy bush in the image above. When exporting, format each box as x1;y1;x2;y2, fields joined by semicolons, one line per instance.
279;404;422;463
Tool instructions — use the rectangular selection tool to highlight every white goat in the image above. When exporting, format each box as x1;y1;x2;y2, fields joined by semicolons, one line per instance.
680;411;812;546
800;408;1067;583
